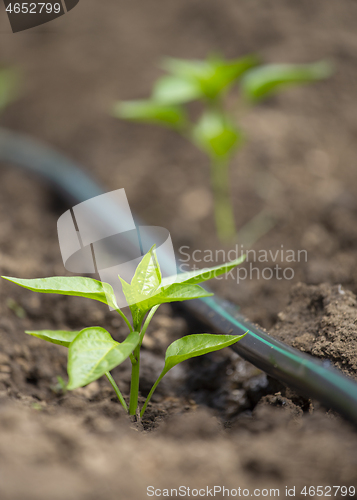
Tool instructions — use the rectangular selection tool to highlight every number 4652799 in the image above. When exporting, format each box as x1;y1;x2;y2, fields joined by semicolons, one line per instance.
301;486;355;497
6;3;62;14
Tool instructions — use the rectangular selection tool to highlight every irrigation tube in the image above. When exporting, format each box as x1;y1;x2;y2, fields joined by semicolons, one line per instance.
1;127;357;426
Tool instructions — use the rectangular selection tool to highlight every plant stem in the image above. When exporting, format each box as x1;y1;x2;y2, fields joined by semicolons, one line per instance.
139;305;160;344
128;305;160;416
105;372;128;412
210;158;236;242
129;345;140;415
115;308;133;333
140;371;165;418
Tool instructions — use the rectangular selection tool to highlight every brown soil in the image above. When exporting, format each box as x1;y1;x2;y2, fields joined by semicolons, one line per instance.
272;283;357;378
1;0;357;498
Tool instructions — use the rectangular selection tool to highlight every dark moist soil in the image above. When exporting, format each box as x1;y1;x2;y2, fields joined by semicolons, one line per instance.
1;0;357;498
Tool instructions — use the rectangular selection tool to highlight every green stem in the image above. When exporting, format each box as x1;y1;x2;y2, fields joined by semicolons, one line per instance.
115;308;133;333
129;345;140;415
114;309;135;363
140;371;165;418
210;158;236;242
105;372;128;412
139;305;160;345
128;305;160;416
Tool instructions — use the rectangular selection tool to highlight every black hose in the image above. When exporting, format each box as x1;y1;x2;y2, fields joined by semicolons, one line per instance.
1;127;357;426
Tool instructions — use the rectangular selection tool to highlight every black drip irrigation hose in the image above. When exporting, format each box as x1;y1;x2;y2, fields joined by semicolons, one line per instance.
1;127;357;426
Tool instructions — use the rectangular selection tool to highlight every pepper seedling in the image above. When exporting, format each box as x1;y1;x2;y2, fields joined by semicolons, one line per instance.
113;54;332;241
2;247;246;418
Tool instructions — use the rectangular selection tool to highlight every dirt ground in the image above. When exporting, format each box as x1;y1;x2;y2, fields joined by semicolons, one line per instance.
1;0;357;498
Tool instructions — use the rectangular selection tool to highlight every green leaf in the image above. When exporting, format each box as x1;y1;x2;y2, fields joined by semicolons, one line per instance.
241;61;333;102
147;283;212;306
133;283;212;328
192;110;243;160
133;283;211;315
162;333;247;376
152;75;202;104
112;99;187;129
163;55;259;100
0;67;20;112
140;332;247;417
25;329;80;348
162;255;246;287
67;328;140;390
127;245;162;298
118;246;213;329
162;57;209;80
200;55;260;100
118;245;162;329
2;276;119;310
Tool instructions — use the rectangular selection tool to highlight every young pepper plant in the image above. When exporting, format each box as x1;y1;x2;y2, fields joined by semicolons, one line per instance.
2;247;246;418
113;54;332;242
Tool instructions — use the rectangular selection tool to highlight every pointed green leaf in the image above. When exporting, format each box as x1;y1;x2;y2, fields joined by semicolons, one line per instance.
117;246;213;330
121;280;212;330
145;283;213;309
162;255;246;287
199;55;260;100
128;245;161;297
162;57;209;80
118;278;143;330
132;283;212;328
163;55;259;100
112;99;187;129
25;329;80;348
152;75;202;104
118;245;162;329
2;276;119;310
162;333;247;375
241;61;333;102
67;328;140;390
140;332;247;417
192;110;243;160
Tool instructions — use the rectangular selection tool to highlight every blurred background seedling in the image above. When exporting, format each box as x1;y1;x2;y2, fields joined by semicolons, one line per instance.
113;54;332;242
6;298;26;319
